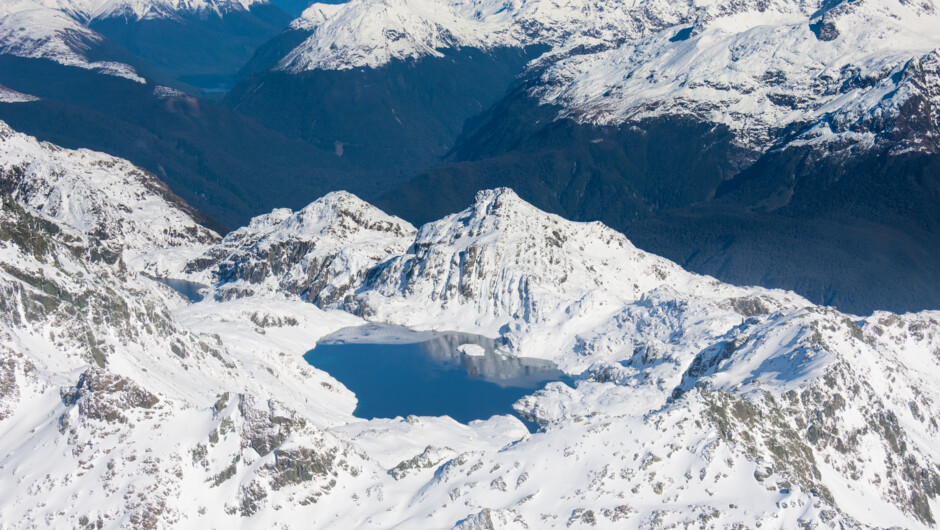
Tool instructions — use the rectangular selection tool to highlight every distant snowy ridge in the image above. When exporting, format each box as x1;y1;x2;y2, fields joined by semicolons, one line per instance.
279;0;940;151
31;0;268;22
0;0;271;80
0;3;146;81
533;0;940;149
281;0;520;71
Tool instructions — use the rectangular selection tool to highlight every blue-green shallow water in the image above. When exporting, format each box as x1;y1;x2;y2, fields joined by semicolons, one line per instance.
304;325;573;430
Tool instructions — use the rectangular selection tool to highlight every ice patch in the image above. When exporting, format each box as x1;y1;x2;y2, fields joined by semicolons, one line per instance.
458;344;486;357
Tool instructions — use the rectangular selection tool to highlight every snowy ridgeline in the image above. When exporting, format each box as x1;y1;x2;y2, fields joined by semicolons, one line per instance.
0;121;937;528
0;0;269;80
282;0;940;149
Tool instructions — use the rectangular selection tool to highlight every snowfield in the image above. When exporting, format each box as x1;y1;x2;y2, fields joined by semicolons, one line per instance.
1;122;938;528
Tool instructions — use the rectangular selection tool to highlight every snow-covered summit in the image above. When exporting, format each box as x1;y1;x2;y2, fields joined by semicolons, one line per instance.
185;190;416;305
280;0;519;71
355;187;693;325
189;186;803;340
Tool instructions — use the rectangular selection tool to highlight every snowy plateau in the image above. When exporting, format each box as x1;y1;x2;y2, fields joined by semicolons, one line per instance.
1;120;939;529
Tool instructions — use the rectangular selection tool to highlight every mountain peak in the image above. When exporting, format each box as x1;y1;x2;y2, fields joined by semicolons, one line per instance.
279;0;519;71
469;187;527;216
185;191;415;305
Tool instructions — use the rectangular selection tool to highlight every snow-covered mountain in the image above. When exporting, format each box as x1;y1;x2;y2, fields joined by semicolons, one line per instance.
278;0;940;148
280;0;519;71
43;0;269;21
2;124;940;527
301;0;937;315
178;186;940;526
532;0;940;150
0;1;146;81
185;191;415;304
0;125;375;526
0;120;219;271
0;0;285;85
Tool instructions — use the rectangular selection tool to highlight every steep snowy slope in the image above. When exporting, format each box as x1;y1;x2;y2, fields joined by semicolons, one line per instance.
0;120;219;270
0;2;145;81
355;188;720;331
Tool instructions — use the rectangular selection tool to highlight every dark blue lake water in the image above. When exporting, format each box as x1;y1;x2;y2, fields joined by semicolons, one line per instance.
304;325;572;427
154;278;207;303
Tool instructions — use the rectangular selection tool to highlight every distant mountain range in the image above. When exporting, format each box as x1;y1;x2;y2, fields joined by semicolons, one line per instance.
1;0;938;314
0;0;291;90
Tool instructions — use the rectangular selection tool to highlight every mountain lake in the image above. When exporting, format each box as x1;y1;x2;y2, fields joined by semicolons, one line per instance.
305;324;573;430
